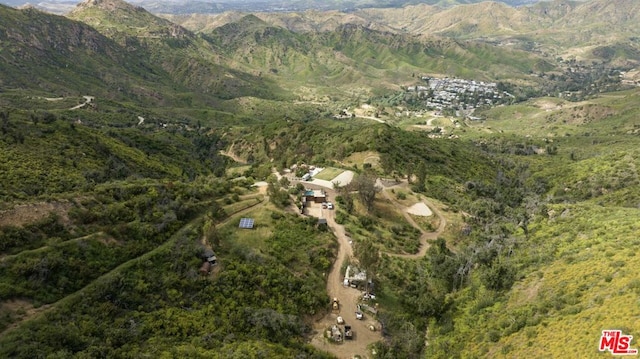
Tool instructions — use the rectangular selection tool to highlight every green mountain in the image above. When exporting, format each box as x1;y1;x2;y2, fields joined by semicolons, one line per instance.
0;3;286;106
118;0;553;15
352;0;640;64
68;0;551;102
67;0;289;101
197;14;553;99
1;1;553;112
165;0;638;66
0;4;177;104
1;1;639;358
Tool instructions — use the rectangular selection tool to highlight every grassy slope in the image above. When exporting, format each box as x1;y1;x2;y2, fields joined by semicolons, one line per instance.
203;17;551;98
0;5;165;102
426;88;640;358
0;104;232;201
0;195;337;358
66;1;290;101
432;204;640;359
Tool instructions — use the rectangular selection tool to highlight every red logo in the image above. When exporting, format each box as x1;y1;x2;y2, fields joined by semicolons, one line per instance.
600;330;638;355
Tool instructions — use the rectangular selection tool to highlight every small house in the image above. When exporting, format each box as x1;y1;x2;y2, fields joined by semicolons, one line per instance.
304;189;326;203
344;265;367;288
202;249;217;265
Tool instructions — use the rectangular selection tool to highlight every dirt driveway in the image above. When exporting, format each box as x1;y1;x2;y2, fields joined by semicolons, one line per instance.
301;184;382;358
301;179;448;358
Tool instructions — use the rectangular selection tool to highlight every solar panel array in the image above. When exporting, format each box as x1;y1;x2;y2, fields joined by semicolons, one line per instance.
239;218;255;229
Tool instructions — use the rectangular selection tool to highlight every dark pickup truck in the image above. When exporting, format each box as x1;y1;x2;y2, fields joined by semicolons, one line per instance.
344;325;353;340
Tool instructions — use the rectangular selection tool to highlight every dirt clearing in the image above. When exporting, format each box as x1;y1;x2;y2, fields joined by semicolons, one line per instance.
407;202;433;216
0;201;73;227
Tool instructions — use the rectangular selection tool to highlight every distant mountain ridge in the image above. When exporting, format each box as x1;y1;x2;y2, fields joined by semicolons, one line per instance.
129;0;549;14
166;0;640;65
1;0;568;15
164;0;638;38
0;1;288;105
1;0;555;105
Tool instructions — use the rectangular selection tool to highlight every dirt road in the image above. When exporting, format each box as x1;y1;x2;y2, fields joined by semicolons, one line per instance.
302;176;452;357
302;179;448;358
69;96;94;110
379;182;447;258
220;143;246;164
300;183;381;358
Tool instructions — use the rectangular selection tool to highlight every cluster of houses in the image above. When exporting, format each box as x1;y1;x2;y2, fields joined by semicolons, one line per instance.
407;77;514;114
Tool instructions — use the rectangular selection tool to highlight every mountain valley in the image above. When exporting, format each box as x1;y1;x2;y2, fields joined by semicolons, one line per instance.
0;0;639;358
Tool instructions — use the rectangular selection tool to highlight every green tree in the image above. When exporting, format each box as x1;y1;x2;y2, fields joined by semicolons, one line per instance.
0;109;9;134
380;153;395;175
267;180;291;208
405;162;413;184
279;176;290;188
427;238;459;292
203;215;220;248
416;161;427;192
355;240;379;293
352;170;380;212
482;257;516;291
335;183;354;214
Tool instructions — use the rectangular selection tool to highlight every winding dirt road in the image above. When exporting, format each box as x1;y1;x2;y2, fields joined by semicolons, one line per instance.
69;96;94;110
378;180;447;258
220;143;246;164
299;183;380;358
302;179;448;358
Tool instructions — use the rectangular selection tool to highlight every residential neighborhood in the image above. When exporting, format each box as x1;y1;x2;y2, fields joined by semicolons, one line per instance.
408;77;514;114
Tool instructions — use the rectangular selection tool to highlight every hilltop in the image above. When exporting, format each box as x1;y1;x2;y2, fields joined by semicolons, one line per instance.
68;0;190;39
0;4;171;102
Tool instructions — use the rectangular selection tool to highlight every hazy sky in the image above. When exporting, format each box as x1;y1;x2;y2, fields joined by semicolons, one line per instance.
0;0;553;12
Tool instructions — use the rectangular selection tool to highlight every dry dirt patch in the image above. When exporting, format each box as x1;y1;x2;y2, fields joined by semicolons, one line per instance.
533;99;564;111
341;151;380;168
407;202;433;217
0;201;73;227
330;170;355;188
563;104;616;125
1;299;34;313
0;299;42;335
